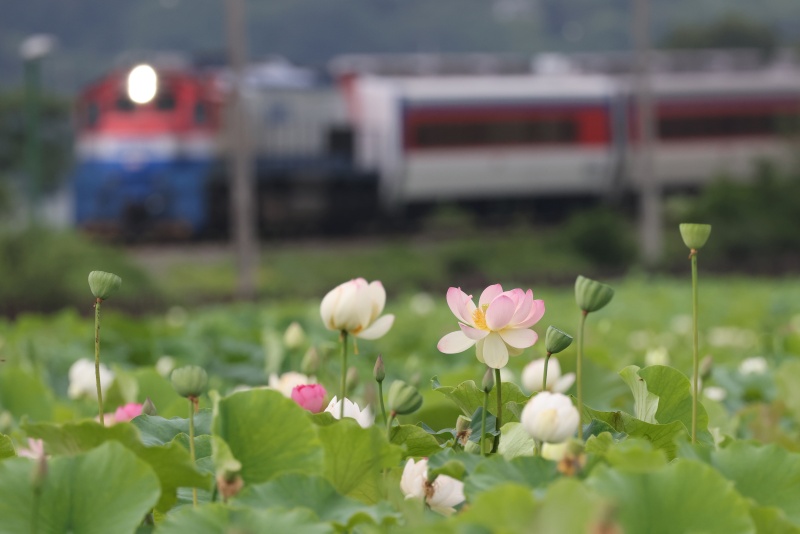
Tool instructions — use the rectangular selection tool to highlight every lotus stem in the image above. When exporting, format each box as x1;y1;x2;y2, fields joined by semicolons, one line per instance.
577;310;587;437
339;331;348;420
189;397;198;507
481;389;489;456
94;298;105;425
542;352;552;392
492;368;502;453
691;249;699;444
377;381;387;426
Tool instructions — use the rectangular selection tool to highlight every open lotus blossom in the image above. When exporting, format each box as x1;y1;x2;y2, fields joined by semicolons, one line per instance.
400;458;465;516
438;284;545;369
114;403;144;422
522;358;575;394
291;384;327;413
68;358;114;400
320;278;394;340
268;372;314;398
521;391;579;444
324;396;373;428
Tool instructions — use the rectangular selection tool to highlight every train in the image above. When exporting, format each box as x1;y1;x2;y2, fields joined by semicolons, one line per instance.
71;50;800;237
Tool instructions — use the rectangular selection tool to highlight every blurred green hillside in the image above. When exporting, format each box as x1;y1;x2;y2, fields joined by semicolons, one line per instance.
1;0;799;91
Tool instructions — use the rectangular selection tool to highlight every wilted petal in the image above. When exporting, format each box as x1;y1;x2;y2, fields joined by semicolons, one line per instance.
357;314;394;340
438;331;476;354
482;332;509;369
479;284;504;307
485;295;515;330
460;323;490;341
516;299;545;329
498;328;538;349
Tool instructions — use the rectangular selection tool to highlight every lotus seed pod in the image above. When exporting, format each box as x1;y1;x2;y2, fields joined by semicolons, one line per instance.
481;368;494;393
575;275;614;313
88;271;122;300
545;326;574;355
141;397;158;416
679;223;712;250
374;355;385;383
387;380;423;415
170;365;208;398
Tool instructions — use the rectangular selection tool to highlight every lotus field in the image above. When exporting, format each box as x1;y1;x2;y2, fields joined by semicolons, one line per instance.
2;230;800;533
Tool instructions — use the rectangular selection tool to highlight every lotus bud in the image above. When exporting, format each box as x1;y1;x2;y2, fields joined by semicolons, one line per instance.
481;368;494;393
346;367;359;394
374;354;385;383
31;453;48;492
387;380;423;415
88;271;122;300
283;322;306;350
170;365;208;398
699;355;714;380
300;347;319;375
545;326;573;355
575;275;614;314
141;397;158;416
679;223;712;250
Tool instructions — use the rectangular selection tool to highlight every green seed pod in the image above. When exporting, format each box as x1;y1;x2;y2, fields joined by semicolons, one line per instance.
374;354;385;383
455;415;471;434
88;271;122;300
575;275;614;313
387;380;423;415
545;326;574;355
679;223;712;250
481;368;494;393
170;365;208;398
141;397;158;416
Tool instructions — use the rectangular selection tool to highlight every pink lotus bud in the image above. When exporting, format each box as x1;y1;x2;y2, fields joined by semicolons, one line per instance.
291;384;327;413
114;403;144;423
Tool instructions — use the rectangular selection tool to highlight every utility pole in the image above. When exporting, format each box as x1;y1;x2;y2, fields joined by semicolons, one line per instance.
225;0;258;299
632;0;662;266
20;35;55;226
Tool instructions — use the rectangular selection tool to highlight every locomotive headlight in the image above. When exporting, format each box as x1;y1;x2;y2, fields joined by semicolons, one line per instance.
127;64;158;104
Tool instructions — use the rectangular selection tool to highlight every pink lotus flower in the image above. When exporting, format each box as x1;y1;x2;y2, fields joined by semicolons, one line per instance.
291;384;327;413
438;284;544;369
114;403;144;422
17;438;45;460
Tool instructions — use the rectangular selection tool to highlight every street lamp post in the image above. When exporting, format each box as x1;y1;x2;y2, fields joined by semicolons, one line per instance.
19;34;56;225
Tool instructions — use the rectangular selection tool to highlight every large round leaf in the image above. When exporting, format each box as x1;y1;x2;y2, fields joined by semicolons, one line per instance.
212;389;323;484
586;459;755;533
0;441;160;534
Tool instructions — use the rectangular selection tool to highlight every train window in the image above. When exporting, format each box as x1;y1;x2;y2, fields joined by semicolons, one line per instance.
194;102;207;124
658;112;790;140
412;118;577;148
155;92;176;111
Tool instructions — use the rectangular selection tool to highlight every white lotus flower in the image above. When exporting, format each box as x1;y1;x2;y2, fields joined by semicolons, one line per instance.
739;356;768;375
703;386;727;402
320;278;394;340
324;396;373;428
400;458;465;516
68;358;114;400
268;371;314;398
520;391;579;444
521;358;575;394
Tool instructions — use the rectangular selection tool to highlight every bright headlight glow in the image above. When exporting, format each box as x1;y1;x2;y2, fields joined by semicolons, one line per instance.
127;64;158;104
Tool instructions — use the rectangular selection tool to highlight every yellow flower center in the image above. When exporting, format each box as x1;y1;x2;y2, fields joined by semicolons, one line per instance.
472;304;490;331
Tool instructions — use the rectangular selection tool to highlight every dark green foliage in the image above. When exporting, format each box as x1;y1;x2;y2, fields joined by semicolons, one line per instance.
681;161;800;268
562;206;637;269
0;227;160;315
